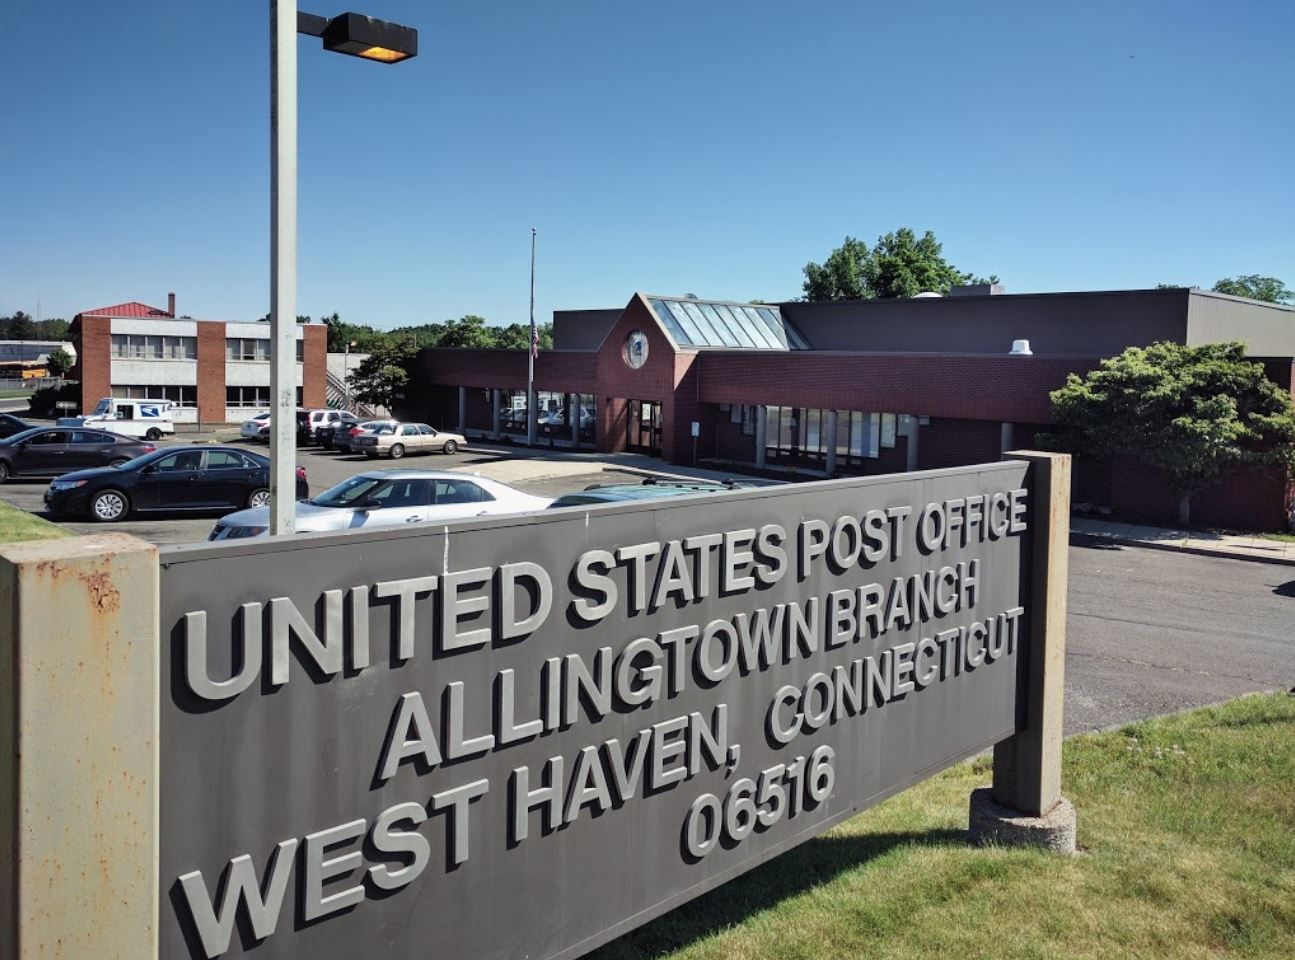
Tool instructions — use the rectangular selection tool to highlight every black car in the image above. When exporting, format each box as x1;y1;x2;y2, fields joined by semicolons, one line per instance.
315;412;362;450
0;412;32;440
0;426;154;483
44;445;310;522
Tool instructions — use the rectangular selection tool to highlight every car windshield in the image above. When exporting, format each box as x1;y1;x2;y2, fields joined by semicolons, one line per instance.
93;399;112;414
310;475;390;508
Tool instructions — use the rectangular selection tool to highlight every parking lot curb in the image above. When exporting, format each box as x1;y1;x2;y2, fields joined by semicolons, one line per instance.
1070;530;1295;568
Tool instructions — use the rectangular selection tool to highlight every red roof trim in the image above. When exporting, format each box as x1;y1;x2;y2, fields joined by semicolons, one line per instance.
77;301;172;318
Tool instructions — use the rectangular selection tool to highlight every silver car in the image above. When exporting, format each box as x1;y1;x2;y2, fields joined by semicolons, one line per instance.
352;422;466;459
208;469;552;540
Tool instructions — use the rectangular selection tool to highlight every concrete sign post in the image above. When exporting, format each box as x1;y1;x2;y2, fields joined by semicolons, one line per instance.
2;455;1072;960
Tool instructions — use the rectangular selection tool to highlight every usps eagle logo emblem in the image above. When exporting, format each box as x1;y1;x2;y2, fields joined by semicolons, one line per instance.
622;330;649;370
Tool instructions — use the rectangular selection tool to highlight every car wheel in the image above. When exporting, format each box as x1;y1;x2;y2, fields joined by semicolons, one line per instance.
247;487;271;508
0;461;9;483
89;489;130;522
145;427;162;441
389;443;405;460
109;458;130;468
443;440;459;455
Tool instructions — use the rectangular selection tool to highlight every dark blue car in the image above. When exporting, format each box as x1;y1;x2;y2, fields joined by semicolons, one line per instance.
43;444;309;522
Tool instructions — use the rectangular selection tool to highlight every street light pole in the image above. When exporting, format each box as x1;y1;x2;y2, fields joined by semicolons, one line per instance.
269;0;298;536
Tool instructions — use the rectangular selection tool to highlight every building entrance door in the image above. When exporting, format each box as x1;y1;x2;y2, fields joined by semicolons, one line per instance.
626;399;662;455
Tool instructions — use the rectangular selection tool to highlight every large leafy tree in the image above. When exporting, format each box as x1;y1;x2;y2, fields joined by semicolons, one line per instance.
346;343;413;411
1043;341;1295;525
1211;275;1292;304
802;228;996;301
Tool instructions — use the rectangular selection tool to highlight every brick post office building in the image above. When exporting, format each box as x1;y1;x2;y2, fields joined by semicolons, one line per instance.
70;295;327;424
411;285;1295;531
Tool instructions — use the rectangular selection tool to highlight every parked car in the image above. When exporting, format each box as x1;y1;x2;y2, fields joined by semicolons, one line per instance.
252;409;313;445
0;412;32;440
547;477;769;508
0;427;154;483
208;469;551;540
306;409;359;442
330;419;396;454
240;412;271;438
353;422;466;460
315;412;364;450
43;445;309;523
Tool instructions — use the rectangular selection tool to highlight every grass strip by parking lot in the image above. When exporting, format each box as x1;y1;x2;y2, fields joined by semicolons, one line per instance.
592;692;1295;960
0;499;71;545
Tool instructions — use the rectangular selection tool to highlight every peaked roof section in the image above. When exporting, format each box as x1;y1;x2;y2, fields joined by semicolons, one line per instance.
642;294;811;350
77;301;173;318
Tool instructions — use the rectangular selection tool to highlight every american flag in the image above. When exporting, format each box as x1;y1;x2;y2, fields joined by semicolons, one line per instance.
530;323;539;360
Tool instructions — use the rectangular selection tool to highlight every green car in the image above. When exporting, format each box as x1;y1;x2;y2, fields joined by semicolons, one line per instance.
548;476;772;508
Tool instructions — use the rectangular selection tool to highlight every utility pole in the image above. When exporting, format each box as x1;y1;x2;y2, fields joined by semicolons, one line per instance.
526;227;538;447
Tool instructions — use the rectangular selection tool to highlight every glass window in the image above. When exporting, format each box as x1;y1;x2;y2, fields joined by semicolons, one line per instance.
678;300;726;346
70;430;106;444
648;300;690;345
738;307;781;349
418;425;436;436
754;308;789;348
741;405;754;436
296;340;305;362
207;451;252;469
400;424;418;436
724;304;764;348
435;480;485;504
155;451;203;472
29;431;66;445
881;413;897;448
374;478;432;508
704;304;745;347
663;301;706;344
729;404;742;425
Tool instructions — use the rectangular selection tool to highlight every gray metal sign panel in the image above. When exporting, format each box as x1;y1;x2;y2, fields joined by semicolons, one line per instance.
158;462;1031;959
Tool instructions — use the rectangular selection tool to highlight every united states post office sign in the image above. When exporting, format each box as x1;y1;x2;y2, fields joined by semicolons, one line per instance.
158;462;1032;960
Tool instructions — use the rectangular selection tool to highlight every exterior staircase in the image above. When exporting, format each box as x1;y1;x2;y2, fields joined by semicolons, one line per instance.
325;369;381;418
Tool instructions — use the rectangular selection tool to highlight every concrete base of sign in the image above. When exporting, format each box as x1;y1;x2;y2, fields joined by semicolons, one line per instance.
967;788;1076;854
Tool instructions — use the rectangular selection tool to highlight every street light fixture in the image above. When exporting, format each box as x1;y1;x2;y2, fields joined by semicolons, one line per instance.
269;3;416;536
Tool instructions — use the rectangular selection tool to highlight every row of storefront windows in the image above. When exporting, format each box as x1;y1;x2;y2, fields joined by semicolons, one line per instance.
111;384;196;406
723;405;899;465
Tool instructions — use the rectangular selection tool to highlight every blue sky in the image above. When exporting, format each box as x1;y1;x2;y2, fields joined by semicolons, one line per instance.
2;1;1292;328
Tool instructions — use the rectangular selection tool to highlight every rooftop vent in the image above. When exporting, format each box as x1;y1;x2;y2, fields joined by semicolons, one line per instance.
913;291;942;299
1009;339;1032;356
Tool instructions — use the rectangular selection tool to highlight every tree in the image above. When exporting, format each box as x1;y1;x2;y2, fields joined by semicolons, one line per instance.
802;228;996;301
46;347;74;378
802;236;872;301
346;343;413;411
0;311;36;339
1042;341;1295;525
1211;275;1293;304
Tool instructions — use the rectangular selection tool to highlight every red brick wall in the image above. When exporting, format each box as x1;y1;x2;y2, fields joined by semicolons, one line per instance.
302;324;327;410
592;296;684;456
917;418;1005;470
195;322;226;424
698;352;1099;423
73;315;111;414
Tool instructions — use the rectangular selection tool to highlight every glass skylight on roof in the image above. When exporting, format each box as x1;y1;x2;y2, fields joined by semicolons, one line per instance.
646;297;810;350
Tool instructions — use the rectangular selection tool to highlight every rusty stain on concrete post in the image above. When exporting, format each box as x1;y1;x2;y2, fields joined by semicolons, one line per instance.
0;533;159;959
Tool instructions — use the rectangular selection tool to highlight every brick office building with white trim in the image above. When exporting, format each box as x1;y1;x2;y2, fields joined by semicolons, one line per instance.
70;295;327;424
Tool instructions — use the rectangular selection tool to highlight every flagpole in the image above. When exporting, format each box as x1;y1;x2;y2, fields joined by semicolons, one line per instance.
527;226;537;446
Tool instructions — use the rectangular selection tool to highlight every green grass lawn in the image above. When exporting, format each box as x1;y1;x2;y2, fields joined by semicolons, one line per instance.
0;500;70;545
1261;532;1295;544
592;693;1295;960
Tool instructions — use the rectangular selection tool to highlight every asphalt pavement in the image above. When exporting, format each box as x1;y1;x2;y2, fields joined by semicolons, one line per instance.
1065;538;1294;733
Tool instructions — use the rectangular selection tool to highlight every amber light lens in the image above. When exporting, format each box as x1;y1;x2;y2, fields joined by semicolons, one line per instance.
356;45;410;62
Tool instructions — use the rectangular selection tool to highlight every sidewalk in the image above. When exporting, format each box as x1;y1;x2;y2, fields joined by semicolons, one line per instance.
1071;516;1295;566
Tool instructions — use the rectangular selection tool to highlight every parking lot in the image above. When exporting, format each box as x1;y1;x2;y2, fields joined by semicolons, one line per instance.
0;433;687;544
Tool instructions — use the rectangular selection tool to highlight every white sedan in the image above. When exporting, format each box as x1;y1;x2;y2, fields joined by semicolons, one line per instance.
240;413;271;439
208;469;552;540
